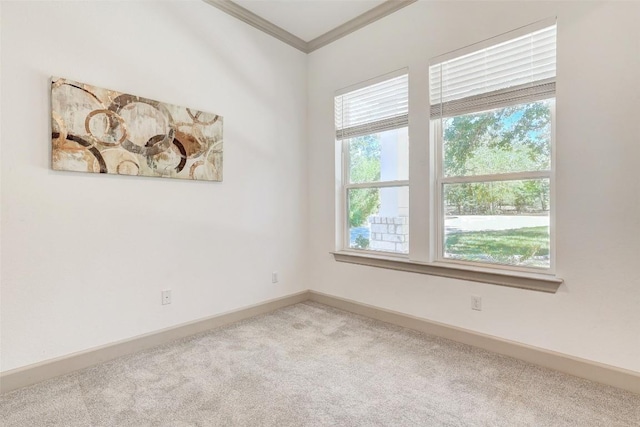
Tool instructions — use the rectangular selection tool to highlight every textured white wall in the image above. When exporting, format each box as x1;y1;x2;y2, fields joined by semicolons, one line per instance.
307;1;640;372
0;0;308;371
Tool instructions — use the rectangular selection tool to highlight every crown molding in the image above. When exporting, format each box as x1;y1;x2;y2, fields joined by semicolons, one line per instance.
202;0;309;53
202;0;417;54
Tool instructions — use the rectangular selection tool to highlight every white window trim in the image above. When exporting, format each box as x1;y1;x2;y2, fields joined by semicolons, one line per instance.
432;99;556;276
331;95;563;293
332;22;563;291
339;136;410;257
336;69;410;258
340;134;410;256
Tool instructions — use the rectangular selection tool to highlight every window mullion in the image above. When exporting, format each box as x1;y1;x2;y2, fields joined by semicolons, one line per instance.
342;138;350;252
441;170;551;184
345;180;410;190
434;119;444;262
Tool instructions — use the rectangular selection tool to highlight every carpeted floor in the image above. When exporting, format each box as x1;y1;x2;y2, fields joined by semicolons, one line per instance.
1;301;639;426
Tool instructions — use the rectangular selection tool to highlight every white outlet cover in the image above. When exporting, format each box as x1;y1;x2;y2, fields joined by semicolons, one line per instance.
162;290;172;305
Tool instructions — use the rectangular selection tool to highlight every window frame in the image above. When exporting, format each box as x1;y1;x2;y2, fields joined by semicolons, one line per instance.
432;100;556;275
335;69;410;257
332;20;562;290
426;19;558;275
340;134;409;256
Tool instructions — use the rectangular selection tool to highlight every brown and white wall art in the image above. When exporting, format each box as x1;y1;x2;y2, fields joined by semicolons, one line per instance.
51;77;223;181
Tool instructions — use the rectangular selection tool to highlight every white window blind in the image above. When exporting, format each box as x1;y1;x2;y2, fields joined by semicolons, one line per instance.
335;74;408;139
430;24;556;118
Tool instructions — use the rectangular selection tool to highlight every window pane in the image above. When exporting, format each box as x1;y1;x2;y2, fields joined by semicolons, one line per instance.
348;186;409;254
443;100;552;177
443;179;550;268
348;127;408;184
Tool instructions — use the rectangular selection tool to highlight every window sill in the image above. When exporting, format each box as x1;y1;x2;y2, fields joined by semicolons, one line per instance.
331;251;562;293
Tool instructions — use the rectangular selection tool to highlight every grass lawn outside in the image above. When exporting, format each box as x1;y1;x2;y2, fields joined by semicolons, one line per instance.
445;226;550;268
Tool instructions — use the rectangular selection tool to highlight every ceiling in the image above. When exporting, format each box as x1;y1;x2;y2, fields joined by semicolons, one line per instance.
233;0;387;42
204;0;416;53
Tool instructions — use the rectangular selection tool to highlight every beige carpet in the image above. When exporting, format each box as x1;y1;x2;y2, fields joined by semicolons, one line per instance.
1;301;639;426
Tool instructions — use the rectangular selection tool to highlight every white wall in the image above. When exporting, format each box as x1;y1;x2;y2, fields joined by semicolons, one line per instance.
308;1;640;372
2;0;639;377
0;0;308;372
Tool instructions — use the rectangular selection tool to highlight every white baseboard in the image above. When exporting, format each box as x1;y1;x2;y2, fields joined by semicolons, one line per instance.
308;290;640;395
2;289;638;395
0;291;309;394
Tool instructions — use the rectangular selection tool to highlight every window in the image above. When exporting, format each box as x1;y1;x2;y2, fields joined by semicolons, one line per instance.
430;23;556;270
335;72;409;254
333;21;561;290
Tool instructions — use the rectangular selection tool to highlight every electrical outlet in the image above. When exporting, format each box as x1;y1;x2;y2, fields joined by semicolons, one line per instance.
272;272;279;283
162;290;172;305
471;295;482;311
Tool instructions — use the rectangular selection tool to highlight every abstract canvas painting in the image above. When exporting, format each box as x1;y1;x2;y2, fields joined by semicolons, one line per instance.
51;77;223;181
